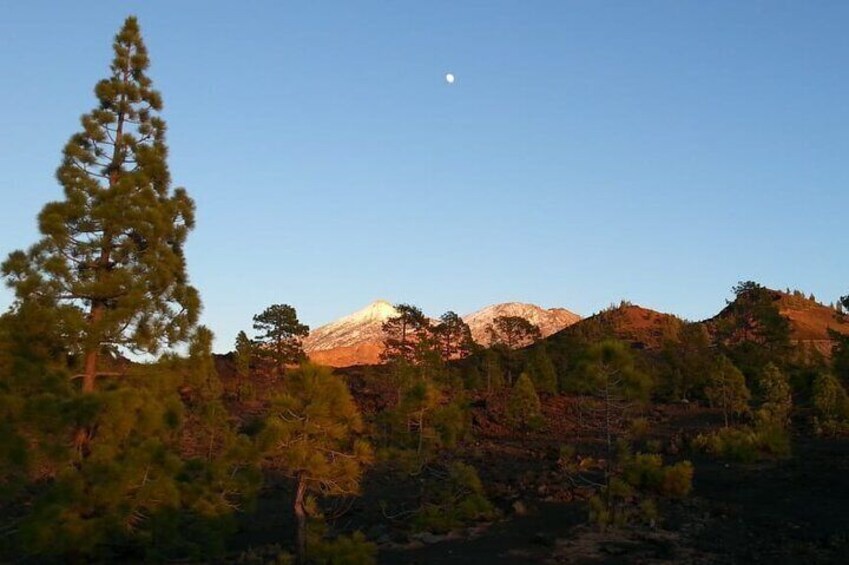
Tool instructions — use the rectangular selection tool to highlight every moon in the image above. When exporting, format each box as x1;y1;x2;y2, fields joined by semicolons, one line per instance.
445;73;455;84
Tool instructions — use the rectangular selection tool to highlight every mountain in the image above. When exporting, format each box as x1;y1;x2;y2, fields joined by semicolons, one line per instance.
707;288;849;356
548;290;849;357
462;302;581;345
778;295;849;347
304;300;580;367
303;299;398;351
548;302;684;351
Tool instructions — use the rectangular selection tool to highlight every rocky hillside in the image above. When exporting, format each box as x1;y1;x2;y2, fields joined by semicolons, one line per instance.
708;289;849;356
549;302;684;351
776;292;848;348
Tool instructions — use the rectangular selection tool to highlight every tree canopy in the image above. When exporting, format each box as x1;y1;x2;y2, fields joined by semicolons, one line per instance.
380;303;431;364
487;315;542;350
258;363;373;563
433;311;475;361
1;16;199;392
252;304;309;377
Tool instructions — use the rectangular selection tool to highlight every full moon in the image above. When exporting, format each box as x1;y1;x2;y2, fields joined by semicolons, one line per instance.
445;73;455;84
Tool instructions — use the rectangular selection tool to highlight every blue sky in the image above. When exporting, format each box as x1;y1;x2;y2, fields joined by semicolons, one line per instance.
1;2;847;352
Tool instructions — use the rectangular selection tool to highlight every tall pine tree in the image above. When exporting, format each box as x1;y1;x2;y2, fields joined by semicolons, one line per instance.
380;303;431;364
252;304;309;377
2;17;200;393
433;311;475;361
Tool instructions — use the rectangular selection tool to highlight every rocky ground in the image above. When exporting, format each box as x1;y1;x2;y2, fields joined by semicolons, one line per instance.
379;401;849;563
225;373;849;564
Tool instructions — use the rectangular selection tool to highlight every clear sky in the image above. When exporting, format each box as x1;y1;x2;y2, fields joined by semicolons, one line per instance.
1;1;847;353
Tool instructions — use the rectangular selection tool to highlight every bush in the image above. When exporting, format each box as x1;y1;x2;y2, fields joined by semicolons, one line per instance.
589;477;654;529
692;424;790;462
755;423;792;457
622;454;693;498
235;544;292;564
310;531;376;565
413;462;497;533
431;399;470;449
629;417;651;441
661;461;694;498
589;452;693;529
693;427;757;462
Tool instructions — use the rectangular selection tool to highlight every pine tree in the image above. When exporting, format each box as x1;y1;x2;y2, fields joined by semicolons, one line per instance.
527;345;558;394
400;378;443;454
578;340;651;451
487;316;541;386
509;372;543;430
252;304;309;378
2;17;200;393
811;372;849;434
234;330;253;399
717;282;791;375
380;303;431;364
657;322;713;402
482;348;505;393
0;305;74;507
831;293;849;386
433;311;475;361
576;340;651;522
172;327;261;541
705;356;751;428
754;363;792;429
234;331;252;377
258;363;373;564
7;325;260;560
486;316;542;349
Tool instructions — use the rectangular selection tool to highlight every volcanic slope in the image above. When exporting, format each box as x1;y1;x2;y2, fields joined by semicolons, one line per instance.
708;289;849;356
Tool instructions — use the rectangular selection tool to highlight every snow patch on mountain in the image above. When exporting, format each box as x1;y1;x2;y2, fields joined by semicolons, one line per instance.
462;302;581;345
303;300;398;352
304;300;581;359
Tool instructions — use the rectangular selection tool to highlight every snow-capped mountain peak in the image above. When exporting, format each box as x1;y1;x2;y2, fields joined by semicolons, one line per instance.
349;299;397;323
303;300;580;367
462;302;581;345
303;300;398;352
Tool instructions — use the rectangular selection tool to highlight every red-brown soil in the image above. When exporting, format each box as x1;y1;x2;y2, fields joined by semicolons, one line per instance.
552;303;684;350
308;342;384;367
777;295;849;356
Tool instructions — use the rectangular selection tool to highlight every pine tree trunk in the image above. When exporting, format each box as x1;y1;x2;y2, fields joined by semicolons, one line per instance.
604;377;613;517
294;475;308;565
276;339;284;379
82;302;106;393
417;409;425;454
81;84;125;394
82;345;99;393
